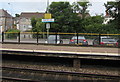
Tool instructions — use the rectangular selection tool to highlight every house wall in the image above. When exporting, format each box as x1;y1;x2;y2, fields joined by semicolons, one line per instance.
1;17;13;31
0;9;14;32
19;18;32;32
0;26;3;33
103;17;114;24
15;12;44;32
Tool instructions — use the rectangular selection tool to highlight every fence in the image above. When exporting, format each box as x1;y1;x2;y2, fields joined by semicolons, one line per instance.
1;32;120;47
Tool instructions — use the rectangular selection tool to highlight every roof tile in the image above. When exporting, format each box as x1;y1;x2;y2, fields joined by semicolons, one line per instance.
20;12;45;18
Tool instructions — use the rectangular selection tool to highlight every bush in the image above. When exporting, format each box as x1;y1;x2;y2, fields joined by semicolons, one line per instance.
6;29;20;39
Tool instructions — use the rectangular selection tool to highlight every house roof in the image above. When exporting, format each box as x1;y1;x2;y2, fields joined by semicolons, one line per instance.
104;11;113;18
19;12;45;18
104;14;112;18
0;9;13;18
77;13;90;18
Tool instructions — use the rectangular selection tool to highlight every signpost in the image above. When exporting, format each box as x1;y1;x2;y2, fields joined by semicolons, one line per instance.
46;23;50;38
46;23;50;29
42;19;54;23
44;13;51;19
42;13;54;38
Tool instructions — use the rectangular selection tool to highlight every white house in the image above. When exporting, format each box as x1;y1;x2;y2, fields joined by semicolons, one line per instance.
103;12;114;24
15;12;44;32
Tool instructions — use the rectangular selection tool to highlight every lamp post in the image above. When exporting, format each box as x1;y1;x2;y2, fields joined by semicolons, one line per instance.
46;0;50;38
47;0;49;13
8;3;13;29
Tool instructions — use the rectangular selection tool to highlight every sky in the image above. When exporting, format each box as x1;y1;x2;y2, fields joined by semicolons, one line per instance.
0;0;116;17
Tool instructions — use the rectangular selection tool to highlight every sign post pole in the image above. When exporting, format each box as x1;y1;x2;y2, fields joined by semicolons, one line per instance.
42;13;54;39
47;28;49;39
46;23;50;38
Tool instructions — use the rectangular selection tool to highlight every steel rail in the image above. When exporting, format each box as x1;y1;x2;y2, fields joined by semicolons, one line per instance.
2;77;40;82
2;66;120;80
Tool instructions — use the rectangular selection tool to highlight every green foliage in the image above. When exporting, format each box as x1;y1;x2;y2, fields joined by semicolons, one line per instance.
31;18;45;32
31;17;37;29
72;2;91;19
15;14;20;17
81;16;105;33
82;15;119;34
104;2;120;33
31;1;119;34
31;17;45;32
49;2;82;33
6;29;20;39
31;17;45;38
104;2;118;18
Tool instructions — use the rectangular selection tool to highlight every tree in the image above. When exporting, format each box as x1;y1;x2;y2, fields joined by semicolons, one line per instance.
104;2;118;18
72;1;91;19
31;17;45;38
31;17;45;32
15;14;20;17
81;15;105;33
104;1;120;33
72;1;91;32
48;2;82;33
117;1;120;30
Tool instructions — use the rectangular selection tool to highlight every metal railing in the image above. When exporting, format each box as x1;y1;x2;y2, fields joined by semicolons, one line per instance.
1;32;120;47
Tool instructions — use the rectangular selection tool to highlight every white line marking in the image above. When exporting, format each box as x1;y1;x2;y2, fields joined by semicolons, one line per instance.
0;48;119;56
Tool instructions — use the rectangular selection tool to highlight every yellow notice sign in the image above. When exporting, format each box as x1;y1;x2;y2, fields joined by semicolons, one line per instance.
44;13;52;19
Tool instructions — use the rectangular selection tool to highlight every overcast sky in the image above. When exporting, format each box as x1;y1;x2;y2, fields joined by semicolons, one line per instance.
0;0;116;17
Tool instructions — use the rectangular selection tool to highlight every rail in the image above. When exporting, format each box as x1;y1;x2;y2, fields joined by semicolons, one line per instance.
2;66;120;80
2;77;39;82
0;32;120;47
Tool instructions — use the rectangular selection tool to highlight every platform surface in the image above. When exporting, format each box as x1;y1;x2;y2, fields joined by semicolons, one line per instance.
1;44;119;56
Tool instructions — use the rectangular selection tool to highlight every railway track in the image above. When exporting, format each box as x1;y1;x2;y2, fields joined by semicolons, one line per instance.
2;46;120;81
2;66;120;81
2;77;39;82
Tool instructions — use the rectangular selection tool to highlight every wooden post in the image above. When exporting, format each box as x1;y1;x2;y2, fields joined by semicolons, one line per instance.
99;34;101;45
37;32;39;45
2;32;4;43
73;59;81;68
77;33;79;44
55;32;57;44
18;32;20;44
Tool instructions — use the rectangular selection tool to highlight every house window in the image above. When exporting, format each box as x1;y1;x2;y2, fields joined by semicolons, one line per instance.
0;18;2;21
22;18;27;22
26;18;31;23
24;25;25;28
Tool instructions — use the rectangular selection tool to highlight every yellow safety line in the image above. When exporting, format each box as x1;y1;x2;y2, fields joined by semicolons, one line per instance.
101;34;120;35
3;32;120;35
78;33;99;35
57;33;76;34
4;32;19;33
0;48;119;56
20;32;32;34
